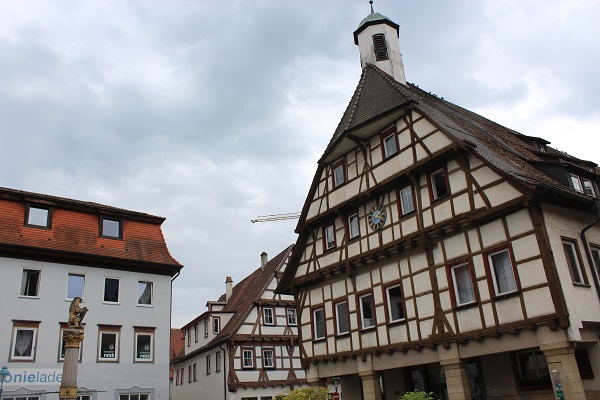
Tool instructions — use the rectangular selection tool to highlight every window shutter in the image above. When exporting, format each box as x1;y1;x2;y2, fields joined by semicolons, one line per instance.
373;34;388;61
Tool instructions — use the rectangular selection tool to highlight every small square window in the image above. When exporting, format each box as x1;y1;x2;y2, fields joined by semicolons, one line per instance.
382;131;397;158
103;277;120;303
138;281;153;306
398;185;415;215
11;325;38;361
263;349;274;368
286;308;297;326
562;239;587;284
313;308;325;340
450;263;476;305
101;217;121;239
263;308;274;325
333;161;345;188
488;248;518;295
26;205;51;228
98;330;119;362
386;285;405;322
348;212;360;239
429;167;450;200
67;274;85;300
21;269;41;297
359;293;375;329
134;331;153;362
242;348;254;368
335;301;349;335
213;317;220;334
324;224;336;250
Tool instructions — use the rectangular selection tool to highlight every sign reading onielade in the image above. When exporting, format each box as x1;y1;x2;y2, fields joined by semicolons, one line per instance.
4;369;63;386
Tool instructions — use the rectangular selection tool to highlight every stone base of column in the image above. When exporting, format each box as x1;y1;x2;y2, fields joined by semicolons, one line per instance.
59;385;78;400
440;360;470;400
360;372;382;400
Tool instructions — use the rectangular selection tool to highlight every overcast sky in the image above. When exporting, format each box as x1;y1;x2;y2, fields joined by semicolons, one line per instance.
1;0;599;328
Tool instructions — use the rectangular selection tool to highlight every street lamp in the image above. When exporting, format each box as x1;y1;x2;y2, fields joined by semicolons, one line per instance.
0;366;10;400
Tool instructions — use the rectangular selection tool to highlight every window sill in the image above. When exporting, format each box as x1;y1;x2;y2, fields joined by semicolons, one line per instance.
98;359;119;363
359;326;376;332
137;304;154;308
335;332;350;338
430;194;451;204
19;295;40;299
454;301;478;311
102;301;121;305
493;290;520;300
99;235;123;240
387;319;406;327
573;282;591;288
348;236;361;243
24;224;51;230
313;337;327;343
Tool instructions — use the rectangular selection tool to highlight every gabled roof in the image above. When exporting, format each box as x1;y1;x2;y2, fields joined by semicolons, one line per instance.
169;328;185;378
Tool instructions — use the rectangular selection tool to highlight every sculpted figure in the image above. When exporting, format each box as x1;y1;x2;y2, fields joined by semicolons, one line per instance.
68;297;89;328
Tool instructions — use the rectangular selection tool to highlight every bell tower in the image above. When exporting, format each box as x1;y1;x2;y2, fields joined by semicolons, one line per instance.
353;1;406;85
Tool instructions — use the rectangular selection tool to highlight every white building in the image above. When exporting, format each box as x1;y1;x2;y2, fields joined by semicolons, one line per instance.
0;186;182;400
171;247;307;400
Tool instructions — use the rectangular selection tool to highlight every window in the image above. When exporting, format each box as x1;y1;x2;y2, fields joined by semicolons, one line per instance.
334;301;349;335
516;349;551;389
359;293;375;329
347;212;360;239
187;329;191;346
98;328;120;362
4;397;39;400
313;308;325;340
216;351;222;372
287;308;297;326
193;363;198;381
429;167;450;200
582;178;596;196
180;368;184;384
59;325;82;361
570;174;584;193
119;395;149;400
263;308;274;325
213;317;220;334
242;348;254;368
25;205;51;228
78;396;91;400
263;349;274;368
324;223;336;250
562;239;587;284
10;323;38;361
101;216;121;239
398;184;415;215
188;365;192;382
137;281;153;306
450;262;476;305
194;324;198;342
204;319;209;338
134;330;154;362
67;273;85;299
372;33;388;61
382;130;397;158
175;369;180;385
591;246;600;276
488;248;518;295
103;277;120;303
20;269;41;297
386;285;405;322
333;161;345;188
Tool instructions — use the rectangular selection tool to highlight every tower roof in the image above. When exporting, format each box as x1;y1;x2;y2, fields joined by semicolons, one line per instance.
353;3;399;45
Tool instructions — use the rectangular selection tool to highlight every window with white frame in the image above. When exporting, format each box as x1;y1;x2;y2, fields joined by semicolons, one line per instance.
119;394;149;400
101;216;121;239
175;369;180;385
335;301;349;334
562;239;586;284
488;248;517;295
348;212;360;239
188;365;192;382
216;351;222;372
398;185;415;215
324;223;336;250
4;396;40;400
10;324;38;361
450;262;476;305
263;308;274;325
193;362;197;381
206;355;211;374
429;167;450;200
103;277;120;303
359;293;375;329
20;269;41;297
137;281;153;306
26;204;51;228
386;285;404;322
263;349;274;368
333;162;345;188
382;130;397;158
67;273;85;299
313;308;325;339
98;329;119;362
134;330;154;362
187;329;191;346
204;318;209;338
242;348;254;368
582;178;596;196
570;174;584;193
194;324;198;342
287;308;297;325
213;317;220;334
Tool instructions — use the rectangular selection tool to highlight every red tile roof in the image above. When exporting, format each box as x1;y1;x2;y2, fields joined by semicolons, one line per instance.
170;328;185;378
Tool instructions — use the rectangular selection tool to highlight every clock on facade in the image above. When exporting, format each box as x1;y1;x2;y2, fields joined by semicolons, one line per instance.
368;204;387;230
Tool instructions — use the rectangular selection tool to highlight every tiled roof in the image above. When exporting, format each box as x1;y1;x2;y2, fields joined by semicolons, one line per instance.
0;186;182;271
169;328;185;378
324;64;596;201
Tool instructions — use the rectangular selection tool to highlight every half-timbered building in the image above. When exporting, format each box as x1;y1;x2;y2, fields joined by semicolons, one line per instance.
278;6;600;400
171;247;307;400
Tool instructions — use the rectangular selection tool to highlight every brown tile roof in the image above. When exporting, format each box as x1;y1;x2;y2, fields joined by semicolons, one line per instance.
0;186;182;273
169;328;185;378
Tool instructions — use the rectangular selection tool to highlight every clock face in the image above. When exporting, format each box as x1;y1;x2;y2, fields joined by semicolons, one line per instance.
368;204;387;230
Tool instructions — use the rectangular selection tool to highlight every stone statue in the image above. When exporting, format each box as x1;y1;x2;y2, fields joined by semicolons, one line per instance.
68;297;89;328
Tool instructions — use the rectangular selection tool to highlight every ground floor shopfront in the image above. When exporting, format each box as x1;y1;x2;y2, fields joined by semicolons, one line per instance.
306;326;599;400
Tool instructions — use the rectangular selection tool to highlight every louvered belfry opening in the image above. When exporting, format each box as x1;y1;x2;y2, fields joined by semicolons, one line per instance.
372;33;388;61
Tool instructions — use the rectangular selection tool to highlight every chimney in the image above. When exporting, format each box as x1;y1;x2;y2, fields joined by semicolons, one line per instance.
225;276;233;302
261;252;268;270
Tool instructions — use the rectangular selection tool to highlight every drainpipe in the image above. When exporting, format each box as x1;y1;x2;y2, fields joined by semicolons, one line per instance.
580;199;600;303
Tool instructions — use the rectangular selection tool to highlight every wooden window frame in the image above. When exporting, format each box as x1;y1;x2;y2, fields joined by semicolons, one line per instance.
286;308;297;326
323;222;336;251
347;211;360;240
562;238;589;285
485;245;520;297
311;306;326;340
380;127;398;159
262;348;275;369
99;216;123;239
333;299;350;336
397;183;416;216
332;159;346;188
447;260;477;307
241;347;255;369
263;308;274;325
384;282;406;324
357;291;376;330
24;204;52;229
428;165;451;201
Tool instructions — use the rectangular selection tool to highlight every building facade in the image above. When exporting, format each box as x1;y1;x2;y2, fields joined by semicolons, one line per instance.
172;247;307;400
0;186;182;400
278;6;600;400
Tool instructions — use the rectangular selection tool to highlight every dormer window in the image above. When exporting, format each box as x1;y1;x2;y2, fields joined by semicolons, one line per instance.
582;178;596;197
373;34;388;61
25;204;51;228
570;174;584;193
101;217;122;239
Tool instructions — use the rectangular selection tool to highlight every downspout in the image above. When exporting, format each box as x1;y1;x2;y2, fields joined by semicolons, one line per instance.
220;342;227;400
580;199;600;303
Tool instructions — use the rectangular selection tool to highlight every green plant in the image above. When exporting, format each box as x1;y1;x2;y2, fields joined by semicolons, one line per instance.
399;389;437;400
276;386;331;400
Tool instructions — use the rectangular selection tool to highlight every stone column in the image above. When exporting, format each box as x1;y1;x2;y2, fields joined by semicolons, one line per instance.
359;372;383;400
537;326;586;400
59;327;84;400
438;343;470;400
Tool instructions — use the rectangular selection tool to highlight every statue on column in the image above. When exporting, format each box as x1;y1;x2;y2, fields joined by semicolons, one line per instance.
60;297;88;400
68;297;89;328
